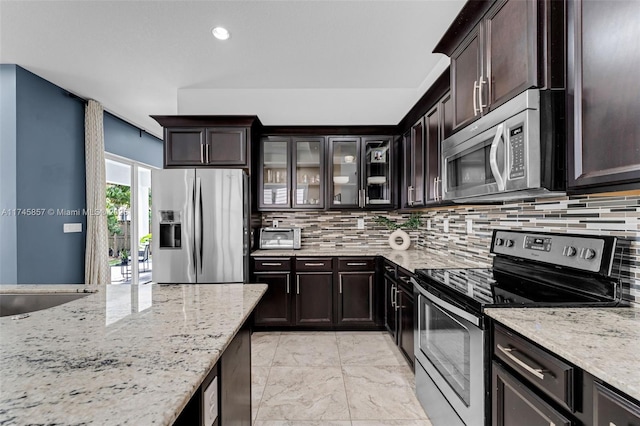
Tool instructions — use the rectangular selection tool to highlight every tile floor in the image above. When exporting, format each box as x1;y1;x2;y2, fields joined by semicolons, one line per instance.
251;331;432;426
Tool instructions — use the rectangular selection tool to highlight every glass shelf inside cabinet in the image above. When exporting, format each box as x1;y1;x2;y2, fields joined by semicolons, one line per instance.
365;139;391;205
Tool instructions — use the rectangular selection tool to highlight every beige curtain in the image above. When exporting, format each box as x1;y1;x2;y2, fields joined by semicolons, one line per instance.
84;100;110;285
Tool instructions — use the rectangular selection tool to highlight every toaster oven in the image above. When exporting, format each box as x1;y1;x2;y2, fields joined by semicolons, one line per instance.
259;228;301;250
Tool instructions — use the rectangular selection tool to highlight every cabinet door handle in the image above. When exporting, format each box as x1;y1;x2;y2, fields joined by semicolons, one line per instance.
435;177;441;201
261;262;282;266
473;80;480;116
407;186;414;206
296;275;300;294
205;143;210;163
339;275;343;294
347;262;367;266
304;262;325;267
394;287;399;311
497;344;547;380
478;75;487;111
391;285;396;308
286;275;290;294
200;143;205;163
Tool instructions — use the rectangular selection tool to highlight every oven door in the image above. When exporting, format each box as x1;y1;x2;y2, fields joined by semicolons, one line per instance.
413;282;485;426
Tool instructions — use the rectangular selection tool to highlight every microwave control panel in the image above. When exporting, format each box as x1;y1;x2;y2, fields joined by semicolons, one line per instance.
509;126;525;179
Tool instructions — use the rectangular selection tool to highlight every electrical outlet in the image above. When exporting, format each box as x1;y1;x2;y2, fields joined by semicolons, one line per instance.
466;219;473;234
357;218;365;230
427;219;432;230
272;220;278;228
443;219;449;233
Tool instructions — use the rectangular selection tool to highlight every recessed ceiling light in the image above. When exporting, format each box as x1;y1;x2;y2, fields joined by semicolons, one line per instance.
212;27;230;41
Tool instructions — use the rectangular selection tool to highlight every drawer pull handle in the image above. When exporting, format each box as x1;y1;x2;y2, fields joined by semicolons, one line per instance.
497;344;547;380
261;262;282;266
347;262;368;266
304;263;325;266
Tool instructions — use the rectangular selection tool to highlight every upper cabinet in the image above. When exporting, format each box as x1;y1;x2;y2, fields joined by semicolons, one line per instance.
259;136;325;210
401;90;451;208
566;0;640;191
151;116;261;169
435;0;562;134
329;136;393;209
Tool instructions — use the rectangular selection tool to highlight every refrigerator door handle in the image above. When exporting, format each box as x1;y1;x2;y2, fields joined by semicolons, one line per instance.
195;177;203;274
190;177;197;276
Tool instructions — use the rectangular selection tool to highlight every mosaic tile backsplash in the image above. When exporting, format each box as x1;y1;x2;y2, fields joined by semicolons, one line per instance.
262;193;640;303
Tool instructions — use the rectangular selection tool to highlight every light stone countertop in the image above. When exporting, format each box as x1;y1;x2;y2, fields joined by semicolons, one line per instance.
251;247;490;272
0;283;267;425
0;284;95;294
485;307;640;402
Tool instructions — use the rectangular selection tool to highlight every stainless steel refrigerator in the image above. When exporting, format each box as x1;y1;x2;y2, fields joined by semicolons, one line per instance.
151;169;249;283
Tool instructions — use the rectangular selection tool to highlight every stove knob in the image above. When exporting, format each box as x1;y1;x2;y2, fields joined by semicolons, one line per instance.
506;239;515;248
565;246;577;257
584;248;597;260
495;238;504;246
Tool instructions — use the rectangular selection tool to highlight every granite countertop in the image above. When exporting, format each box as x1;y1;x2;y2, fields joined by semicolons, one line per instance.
0;284;95;294
485;307;640;402
251;247;489;272
0;283;267;425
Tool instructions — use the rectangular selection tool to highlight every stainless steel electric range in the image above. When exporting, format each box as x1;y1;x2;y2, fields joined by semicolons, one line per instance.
411;230;630;426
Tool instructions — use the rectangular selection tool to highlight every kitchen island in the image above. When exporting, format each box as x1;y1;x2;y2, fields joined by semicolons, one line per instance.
0;283;267;425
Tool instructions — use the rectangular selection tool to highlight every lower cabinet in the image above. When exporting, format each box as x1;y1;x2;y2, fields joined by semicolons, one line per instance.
337;258;376;326
492;323;640;426
382;258;415;369
295;271;333;325
397;279;415;369
174;322;251;426
252;256;382;330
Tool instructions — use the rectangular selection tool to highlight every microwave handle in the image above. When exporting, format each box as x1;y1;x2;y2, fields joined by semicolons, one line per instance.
489;123;506;191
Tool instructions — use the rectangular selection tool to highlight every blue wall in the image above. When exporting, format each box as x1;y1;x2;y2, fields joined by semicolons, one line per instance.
15;66;86;284
0;65;162;284
104;113;162;168
0;65;18;283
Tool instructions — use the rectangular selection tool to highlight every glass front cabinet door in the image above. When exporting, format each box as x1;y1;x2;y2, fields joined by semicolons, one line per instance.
260;137;290;209
328;136;393;209
293;138;325;209
259;136;325;210
363;137;392;207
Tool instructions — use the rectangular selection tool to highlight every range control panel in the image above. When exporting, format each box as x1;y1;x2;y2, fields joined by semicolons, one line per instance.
492;230;611;274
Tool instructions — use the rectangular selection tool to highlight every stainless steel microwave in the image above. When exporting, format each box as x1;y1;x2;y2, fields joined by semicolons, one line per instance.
441;89;566;202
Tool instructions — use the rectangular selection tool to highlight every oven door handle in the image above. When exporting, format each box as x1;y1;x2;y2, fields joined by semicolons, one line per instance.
411;278;481;327
489;123;506;191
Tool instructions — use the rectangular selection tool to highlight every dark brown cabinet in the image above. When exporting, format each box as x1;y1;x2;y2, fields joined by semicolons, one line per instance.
294;258;333;326
382;258;414;369
402;91;451;207
492;362;572;426
593;382;640;426
336;258;376;326
151;115;259;169
567;0;640;191
329;136;394;209
252;258;292;326
436;0;548;134
259;136;325;210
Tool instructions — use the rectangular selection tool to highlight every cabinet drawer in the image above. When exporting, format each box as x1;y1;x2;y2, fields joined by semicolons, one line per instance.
382;259;397;278
253;258;291;271
494;325;576;412
296;258;333;272
338;258;375;271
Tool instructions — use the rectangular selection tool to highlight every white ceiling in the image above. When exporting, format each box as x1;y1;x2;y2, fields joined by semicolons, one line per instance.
0;0;465;138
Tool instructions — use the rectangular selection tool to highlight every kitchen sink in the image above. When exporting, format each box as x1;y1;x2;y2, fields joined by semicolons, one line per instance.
0;292;90;317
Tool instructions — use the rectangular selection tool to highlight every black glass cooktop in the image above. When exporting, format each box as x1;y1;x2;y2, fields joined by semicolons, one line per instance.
414;258;624;314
